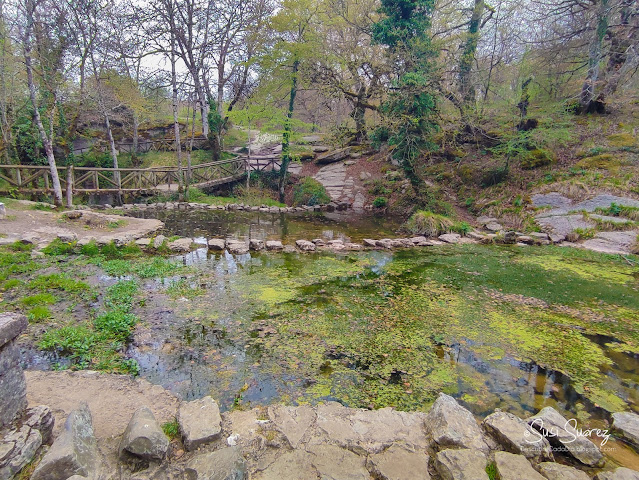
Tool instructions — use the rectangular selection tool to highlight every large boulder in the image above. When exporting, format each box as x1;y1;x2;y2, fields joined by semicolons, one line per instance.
178;396;222;452
265;241;284;251
31;403;98;480
527;407;604;467
612;412;639;450
423;393;490;454
595;468;639;480
208;239;225;251
315;147;351;165
538;462;590;480
366;444;431;480
184;446;247;480
226;241;249;255
434;449;488;480
438;234;461;244
119;407;169;461
0;313;28;428
295;240;316;252
493;452;545;480
482;410;553;461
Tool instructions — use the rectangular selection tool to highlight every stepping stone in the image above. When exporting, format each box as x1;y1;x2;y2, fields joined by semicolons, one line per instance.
612;412;639;450
266;241;283;251
424;393;490;454
268;404;316;449
178;396;222;451
226;240;249;255
482;410;552;461
185;446;247;480
208;239;225;251
249;239;265;251
295;240;316;252
434;449;488;480
527;407;604;467
439;233;461;244
494;452;544;480
538;462;590;480
367;444;431;480
119;407;169;461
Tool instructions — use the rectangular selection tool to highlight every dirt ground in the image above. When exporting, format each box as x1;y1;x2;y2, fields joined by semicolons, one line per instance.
0;200;162;247
25;370;179;441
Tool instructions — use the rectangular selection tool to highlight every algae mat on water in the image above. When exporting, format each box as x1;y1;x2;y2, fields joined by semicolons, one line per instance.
160;244;638;417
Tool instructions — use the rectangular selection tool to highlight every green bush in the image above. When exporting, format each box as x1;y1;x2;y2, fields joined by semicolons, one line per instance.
293;177;331;206
372;197;388;208
451;222;471;235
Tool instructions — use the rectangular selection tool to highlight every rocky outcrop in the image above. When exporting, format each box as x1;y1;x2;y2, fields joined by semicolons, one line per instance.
595;468;639;480
612;412;639;450
482;410;552;461
31;403;98;480
119;407;169;461
0;313;28;428
315;147;351;165
527;406;604;467
178;396;222;452
423;393;490;454
538;462;591;480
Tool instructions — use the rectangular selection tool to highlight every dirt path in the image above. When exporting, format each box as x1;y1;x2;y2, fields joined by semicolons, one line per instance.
25;370;179;441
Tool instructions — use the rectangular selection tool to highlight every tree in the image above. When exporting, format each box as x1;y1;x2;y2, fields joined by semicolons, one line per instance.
372;0;439;186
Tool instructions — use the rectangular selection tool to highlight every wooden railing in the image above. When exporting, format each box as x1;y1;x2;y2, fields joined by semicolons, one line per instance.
0;154;285;205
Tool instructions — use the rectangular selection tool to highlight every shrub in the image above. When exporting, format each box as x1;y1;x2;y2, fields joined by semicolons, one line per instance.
403;211;454;236
372;197;388;208
520;149;554;169
451;222;471;235
293;177;331;206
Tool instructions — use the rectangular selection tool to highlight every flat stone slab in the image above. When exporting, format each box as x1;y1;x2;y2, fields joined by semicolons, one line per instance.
0;313;28;348
311;402;428;454
434;449;488;480
494;451;545;480
482;410;552;461
366;444;431;480
208;239;225;251
595;468;639;480
535;214;595;237
307;444;369;480
265;241;283;251
582;230;639;255
533;193;639;217
527;406;604;467
185;446;247;480
268;404;316;449
439;233;461;244
538;462;590;480
424;393;490;454
295;239;316;252
612;412;639;449
253;450;317;480
178;396;222;451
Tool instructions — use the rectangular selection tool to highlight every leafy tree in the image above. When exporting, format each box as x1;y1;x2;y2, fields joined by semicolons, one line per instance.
372;0;439;186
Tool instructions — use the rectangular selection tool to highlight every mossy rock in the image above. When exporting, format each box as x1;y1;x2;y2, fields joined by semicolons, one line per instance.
458;164;475;184
576;154;624;171
608;133;636;148
520;149;555;169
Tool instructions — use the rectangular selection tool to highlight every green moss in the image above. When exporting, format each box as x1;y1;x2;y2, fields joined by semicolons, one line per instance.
21;293;57;306
520;149;555;169
608;133;636;148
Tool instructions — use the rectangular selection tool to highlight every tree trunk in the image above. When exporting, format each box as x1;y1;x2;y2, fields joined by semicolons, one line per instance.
132;112;140;166
580;0;610;113
458;0;484;113
351;98;367;144
171;43;184;201
23;0;63;206
279;59;299;203
103;112;122;205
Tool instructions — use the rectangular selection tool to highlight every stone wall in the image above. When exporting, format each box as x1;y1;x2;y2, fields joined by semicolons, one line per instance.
0;313;28;428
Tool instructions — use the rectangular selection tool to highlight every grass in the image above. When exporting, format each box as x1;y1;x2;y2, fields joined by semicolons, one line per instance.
28;305;52;322
93;256;184;278
403;210;455;237
595;203;639;221
161;419;180;439
166;278;204;299
29;274;90;294
42;239;77;256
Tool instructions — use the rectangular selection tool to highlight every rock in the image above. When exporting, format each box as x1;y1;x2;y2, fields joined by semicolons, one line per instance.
315;147;351;165
268;404;316;449
612;412;639;449
178;396;222;452
0;313;28;428
253;450;317;480
0;406;54;479
266;241;284;251
312;145;329;153
57;232;78;243
363;239;378;248
208;239;226;251
538;462;590;480
312;238;326;246
595;468;639;480
168;238;193;252
516;235;534;244
295;240;316;252
494;452;544;480
536;215;594;238
0;202;6;220
477;216;498;225
153;235;166;249
434;449;488;480
529;232;549;240
345;243;362;250
366;444;431;480
482;410;552;461
226;241;249;255
582;230;639;255
31;403;97;480
306;444;369;480
485;222;503;232
136;238;151;247
249;239;265;251
283;245;296;253
503;231;518;244
549;233;565;243
376;239;394;249
424;393;490;454
119;407;169;461
467;232;486;241
185;447;247;480
439;233;461;244
527;407;604;467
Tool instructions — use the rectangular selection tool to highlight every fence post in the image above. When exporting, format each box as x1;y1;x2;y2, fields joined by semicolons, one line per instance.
66;165;74;208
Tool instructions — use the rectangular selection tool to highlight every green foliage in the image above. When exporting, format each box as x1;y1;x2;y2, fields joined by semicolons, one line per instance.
161;419;180;439
40;325;96;361
293;177;331;206
42;239;77;256
451;221;471;235
8;241;34;252
80;240;100;256
94;310;137;341
372;197;388;208
21;293;57;307
486;463;497;480
480;164;509;187
403;210;454;236
596;203;639;221
29;274;89;294
28;305;52;323
520;148;555;169
166;279;204;299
